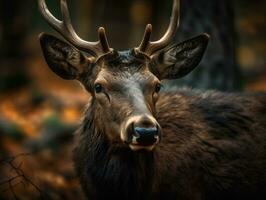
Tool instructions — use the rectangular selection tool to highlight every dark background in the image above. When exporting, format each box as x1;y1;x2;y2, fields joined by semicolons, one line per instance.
0;0;265;199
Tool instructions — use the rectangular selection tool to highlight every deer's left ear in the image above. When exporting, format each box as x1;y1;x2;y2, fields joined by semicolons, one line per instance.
150;34;209;80
39;33;92;80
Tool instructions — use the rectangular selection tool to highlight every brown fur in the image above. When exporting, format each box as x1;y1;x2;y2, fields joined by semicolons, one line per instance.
73;89;266;200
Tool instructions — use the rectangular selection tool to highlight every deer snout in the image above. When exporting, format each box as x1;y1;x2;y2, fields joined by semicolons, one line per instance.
123;115;161;151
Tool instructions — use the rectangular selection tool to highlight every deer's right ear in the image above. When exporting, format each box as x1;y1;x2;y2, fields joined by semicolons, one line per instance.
150;34;209;80
39;33;91;80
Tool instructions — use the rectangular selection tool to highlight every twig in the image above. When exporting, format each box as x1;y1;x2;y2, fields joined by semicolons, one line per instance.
0;153;45;199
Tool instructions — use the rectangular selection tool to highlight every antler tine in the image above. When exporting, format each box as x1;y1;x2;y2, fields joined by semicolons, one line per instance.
38;0;111;57
136;0;180;55
138;24;153;53
98;27;111;54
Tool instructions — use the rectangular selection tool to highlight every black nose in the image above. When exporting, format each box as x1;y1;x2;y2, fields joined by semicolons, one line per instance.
134;127;158;146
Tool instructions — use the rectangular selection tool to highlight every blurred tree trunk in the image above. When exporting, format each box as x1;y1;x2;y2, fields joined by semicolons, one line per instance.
76;0;93;39
0;0;32;92
161;0;242;91
88;0;133;50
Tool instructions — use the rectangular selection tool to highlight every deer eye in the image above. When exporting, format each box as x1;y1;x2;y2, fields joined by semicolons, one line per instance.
94;83;103;93
155;83;162;93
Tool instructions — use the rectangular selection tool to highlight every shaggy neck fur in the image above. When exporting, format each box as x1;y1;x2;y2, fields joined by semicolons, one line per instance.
74;98;156;200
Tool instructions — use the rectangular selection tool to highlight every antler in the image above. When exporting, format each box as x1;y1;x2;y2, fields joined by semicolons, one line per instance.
136;0;180;55
38;0;111;57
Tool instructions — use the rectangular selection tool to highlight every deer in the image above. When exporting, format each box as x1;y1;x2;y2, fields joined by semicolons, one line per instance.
38;0;266;199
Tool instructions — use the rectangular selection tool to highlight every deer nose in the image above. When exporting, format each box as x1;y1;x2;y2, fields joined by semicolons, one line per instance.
131;115;160;146
124;115;161;148
133;126;159;146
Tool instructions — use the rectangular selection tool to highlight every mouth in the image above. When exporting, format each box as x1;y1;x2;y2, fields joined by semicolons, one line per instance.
129;144;157;151
128;135;160;151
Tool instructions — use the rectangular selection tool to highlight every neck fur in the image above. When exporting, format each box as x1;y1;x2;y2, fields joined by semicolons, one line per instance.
76;99;156;199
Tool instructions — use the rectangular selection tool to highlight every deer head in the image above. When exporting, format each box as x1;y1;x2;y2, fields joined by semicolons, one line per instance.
39;0;209;151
